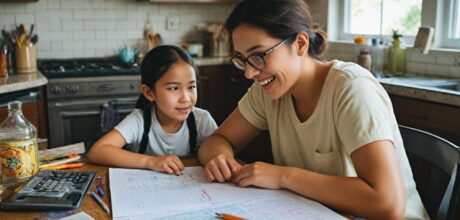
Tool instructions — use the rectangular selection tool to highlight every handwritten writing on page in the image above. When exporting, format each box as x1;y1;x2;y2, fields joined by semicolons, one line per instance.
109;167;345;220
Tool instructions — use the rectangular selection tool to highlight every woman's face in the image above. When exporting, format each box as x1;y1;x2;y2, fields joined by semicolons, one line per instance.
232;24;300;100
151;60;197;125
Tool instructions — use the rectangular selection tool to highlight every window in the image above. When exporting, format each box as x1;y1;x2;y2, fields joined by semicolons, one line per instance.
336;0;460;49
442;0;460;48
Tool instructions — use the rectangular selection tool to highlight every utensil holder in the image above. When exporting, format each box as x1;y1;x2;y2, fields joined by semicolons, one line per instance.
16;45;37;74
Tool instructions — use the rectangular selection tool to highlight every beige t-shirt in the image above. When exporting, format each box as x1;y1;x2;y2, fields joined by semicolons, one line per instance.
238;60;428;219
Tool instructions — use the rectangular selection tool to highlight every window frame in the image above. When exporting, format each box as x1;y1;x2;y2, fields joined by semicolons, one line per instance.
335;0;459;49
441;0;460;48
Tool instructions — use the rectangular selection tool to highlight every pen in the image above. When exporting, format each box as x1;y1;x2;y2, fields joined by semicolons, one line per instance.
215;212;247;220
43;162;84;170
91;192;111;214
97;176;104;196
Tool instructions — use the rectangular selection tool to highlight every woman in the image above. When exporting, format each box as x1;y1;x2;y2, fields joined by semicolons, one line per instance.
197;0;428;219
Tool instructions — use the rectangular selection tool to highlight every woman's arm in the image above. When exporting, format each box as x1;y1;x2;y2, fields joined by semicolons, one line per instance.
234;141;406;220
198;108;262;182
87;130;184;175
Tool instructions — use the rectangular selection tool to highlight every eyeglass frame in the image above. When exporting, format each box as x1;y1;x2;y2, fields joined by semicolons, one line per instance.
229;35;295;71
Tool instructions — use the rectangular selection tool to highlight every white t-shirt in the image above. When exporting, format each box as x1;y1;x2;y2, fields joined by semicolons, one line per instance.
115;107;217;157
238;60;428;219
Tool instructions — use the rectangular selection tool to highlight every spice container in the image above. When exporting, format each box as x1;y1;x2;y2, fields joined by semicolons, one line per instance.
357;49;372;71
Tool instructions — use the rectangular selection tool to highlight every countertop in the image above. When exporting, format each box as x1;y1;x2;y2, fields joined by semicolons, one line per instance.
0;71;48;95
378;78;460;107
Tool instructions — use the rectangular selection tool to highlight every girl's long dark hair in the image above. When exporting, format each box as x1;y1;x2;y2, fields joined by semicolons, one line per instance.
136;45;197;152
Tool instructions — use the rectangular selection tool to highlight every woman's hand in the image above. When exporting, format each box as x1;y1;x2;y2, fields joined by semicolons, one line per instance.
146;155;184;175
233;162;286;189
203;154;242;182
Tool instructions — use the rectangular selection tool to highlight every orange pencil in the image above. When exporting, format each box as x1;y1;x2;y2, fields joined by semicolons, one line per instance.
44;163;84;170
215;212;248;220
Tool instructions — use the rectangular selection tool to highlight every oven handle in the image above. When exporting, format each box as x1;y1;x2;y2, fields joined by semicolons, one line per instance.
60;108;133;117
53;98;138;108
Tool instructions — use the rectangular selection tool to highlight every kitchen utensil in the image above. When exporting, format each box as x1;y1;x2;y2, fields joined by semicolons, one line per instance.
117;46;137;63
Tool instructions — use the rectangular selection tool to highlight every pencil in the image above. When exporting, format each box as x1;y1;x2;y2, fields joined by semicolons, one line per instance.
215;212;247;220
42;162;84;170
91;192;111;214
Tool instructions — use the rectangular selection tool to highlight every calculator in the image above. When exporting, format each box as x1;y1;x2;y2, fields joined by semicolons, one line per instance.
0;169;96;210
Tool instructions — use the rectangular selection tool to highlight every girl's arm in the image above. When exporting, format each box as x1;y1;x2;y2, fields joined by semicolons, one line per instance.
198;108;262;182
87;130;184;175
234;141;406;220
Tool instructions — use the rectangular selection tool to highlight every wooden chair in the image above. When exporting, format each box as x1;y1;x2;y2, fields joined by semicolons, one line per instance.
399;125;460;220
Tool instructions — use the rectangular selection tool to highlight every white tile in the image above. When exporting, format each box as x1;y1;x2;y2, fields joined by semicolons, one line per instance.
0;15;15;24
426;63;451;76
409;51;436;63
116;20;137;30
62;40;84;50
406;61;427;74
84;40;107;49
95;31;106;40
436;55;455;65
36;11;72;20
62;20;83;30
73;49;96;58
61;0;84;10
48;0;61;10
95;11;117;20
48;31;73;40
15;14;35;24
36;20;61;31
74;30;95;40
125;30;141;39
50;41;62;50
106;30;126;40
74;11;97;20
83;20;106;30
84;0;104;10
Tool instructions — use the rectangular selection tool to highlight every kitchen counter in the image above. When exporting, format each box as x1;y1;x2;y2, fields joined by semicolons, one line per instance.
194;56;230;66
0;72;48;95
378;77;460;107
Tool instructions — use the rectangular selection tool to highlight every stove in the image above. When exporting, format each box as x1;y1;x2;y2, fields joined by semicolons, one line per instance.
38;58;140;79
39;58;142;148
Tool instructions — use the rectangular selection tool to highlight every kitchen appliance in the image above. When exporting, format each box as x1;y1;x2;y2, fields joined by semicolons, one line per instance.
38;58;141;149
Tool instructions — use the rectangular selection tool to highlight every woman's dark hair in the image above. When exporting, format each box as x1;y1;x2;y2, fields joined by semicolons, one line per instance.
225;0;328;60
136;45;197;151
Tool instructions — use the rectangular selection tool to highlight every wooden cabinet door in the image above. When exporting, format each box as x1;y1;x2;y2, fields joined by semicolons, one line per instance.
197;66;228;125
390;95;460;145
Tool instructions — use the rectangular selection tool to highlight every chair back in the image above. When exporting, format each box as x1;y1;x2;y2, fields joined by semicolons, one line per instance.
399;125;460;220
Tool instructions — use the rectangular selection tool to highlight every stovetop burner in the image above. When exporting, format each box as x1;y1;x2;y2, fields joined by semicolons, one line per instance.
38;58;140;79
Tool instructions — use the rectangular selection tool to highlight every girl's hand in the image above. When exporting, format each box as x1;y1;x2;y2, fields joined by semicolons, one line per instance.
204;154;241;182
146;155;184;175
233;162;286;189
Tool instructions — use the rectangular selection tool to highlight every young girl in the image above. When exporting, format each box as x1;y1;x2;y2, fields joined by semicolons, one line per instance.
88;45;217;175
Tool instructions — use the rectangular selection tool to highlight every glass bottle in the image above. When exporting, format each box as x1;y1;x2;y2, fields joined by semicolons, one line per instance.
0;101;39;188
384;30;406;75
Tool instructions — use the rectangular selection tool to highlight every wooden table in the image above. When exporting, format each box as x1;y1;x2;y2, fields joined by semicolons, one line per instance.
0;158;200;220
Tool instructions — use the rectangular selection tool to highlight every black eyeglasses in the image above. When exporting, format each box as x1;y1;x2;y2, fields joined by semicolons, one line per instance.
230;36;293;71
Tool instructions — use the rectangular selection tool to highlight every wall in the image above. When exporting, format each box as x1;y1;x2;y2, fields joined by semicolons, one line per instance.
0;0;235;59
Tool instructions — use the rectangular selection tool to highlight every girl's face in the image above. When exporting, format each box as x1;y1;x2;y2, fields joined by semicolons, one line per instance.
150;60;197;125
232;24;301;100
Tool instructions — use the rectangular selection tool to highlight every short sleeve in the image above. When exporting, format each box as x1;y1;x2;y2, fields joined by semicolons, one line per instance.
238;83;269;130
334;76;395;155
114;109;143;145
195;109;218;146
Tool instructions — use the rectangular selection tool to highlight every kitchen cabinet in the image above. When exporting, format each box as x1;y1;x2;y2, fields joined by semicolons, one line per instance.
0;87;48;148
390;95;460;146
0;0;38;2
198;65;273;163
137;0;238;3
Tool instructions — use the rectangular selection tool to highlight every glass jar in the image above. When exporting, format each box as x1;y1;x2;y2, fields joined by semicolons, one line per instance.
0;101;39;188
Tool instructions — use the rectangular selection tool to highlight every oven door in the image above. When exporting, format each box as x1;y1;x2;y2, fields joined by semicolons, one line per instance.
47;96;137;149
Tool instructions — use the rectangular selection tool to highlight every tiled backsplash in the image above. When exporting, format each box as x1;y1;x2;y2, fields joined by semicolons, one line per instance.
326;42;460;79
0;0;235;59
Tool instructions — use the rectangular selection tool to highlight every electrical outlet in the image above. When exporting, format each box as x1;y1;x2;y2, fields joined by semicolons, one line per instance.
166;16;180;30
